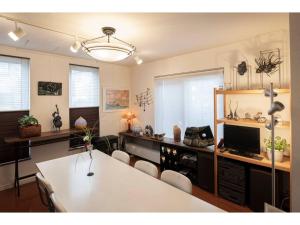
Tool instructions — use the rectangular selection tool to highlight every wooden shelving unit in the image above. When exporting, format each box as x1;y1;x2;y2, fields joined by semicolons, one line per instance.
215;88;290;95
213;88;291;196
217;118;290;129
216;148;290;172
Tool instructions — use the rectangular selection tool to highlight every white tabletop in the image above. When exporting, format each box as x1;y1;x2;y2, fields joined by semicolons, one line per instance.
36;150;224;212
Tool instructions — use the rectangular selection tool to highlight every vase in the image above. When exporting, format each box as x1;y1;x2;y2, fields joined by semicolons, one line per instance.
75;116;87;129
173;125;181;142
266;148;284;162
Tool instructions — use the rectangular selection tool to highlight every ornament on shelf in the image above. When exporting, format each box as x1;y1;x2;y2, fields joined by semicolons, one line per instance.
226;101;240;121
52;104;62;131
75;116;87;129
136;88;153;112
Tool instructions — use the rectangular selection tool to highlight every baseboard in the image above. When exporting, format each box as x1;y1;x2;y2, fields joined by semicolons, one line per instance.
0;176;35;192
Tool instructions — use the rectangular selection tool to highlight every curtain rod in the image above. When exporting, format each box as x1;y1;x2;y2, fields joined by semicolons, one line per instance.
154;67;224;79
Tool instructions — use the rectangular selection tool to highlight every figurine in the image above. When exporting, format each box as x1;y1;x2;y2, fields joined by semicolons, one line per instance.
144;125;154;136
233;102;240;121
52;104;62;131
226;100;234;119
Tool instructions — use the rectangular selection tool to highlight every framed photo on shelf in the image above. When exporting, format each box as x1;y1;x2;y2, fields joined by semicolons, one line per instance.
103;87;130;112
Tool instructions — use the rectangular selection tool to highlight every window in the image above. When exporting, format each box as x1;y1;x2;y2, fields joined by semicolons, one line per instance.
0;55;29;111
155;70;224;138
69;65;99;108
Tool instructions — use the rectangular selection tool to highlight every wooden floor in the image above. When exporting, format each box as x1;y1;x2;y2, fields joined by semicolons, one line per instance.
0;155;251;212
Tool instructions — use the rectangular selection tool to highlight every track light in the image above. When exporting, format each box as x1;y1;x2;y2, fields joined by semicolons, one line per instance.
70;40;81;53
268;101;285;115
8;22;26;41
70;35;81;53
134;56;143;65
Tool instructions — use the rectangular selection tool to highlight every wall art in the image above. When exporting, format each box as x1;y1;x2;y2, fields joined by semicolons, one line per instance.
38;81;62;96
103;88;130;112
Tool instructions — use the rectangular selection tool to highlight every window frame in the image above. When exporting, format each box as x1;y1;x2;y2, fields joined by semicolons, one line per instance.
69;64;100;109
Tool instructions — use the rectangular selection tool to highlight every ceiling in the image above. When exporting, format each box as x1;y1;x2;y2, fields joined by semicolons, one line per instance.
0;13;289;66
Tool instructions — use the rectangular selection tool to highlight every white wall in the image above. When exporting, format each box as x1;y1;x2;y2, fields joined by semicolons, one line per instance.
0;45;131;190
131;30;290;132
289;13;300;212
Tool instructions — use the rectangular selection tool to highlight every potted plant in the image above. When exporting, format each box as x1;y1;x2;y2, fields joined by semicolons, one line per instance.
82;127;95;153
18;115;41;138
264;136;289;162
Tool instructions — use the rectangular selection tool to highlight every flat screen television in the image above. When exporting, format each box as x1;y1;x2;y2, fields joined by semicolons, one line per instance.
224;124;260;155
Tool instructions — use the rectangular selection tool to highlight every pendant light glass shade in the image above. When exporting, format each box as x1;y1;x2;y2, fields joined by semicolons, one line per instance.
81;27;135;62
82;42;134;62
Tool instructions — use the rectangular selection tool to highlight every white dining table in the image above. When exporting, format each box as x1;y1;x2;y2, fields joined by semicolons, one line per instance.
36;150;224;212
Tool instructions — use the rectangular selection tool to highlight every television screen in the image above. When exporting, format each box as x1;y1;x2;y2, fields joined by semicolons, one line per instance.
224;124;260;155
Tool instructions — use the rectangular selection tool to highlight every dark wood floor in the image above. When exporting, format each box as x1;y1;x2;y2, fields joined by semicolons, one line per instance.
0;155;251;212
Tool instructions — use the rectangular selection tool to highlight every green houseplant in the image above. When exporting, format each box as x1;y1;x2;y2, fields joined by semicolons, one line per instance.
18;115;41;138
264;136;289;162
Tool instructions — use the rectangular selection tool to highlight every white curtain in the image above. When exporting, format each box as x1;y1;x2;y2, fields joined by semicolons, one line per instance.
0;55;29;111
155;70;224;138
69;65;99;108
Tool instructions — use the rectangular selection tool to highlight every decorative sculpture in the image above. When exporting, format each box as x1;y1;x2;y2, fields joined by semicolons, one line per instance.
136;88;153;112
255;51;282;76
52;104;62;131
144;125;154;136
237;61;247;75
227;100;239;120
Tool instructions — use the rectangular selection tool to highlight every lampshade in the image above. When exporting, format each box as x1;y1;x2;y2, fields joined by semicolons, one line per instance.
268;101;285;115
123;112;136;120
83;42;134;62
81;27;135;62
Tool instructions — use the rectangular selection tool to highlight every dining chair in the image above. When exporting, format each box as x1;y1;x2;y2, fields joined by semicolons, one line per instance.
161;170;192;194
36;172;54;212
112;150;130;164
264;203;284;212
50;193;67;212
134;160;159;178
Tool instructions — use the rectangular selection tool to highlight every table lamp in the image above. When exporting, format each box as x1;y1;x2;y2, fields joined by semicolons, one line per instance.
123;112;136;132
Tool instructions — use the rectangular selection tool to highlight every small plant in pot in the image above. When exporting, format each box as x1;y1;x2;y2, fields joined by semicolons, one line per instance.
82;127;95;153
18;115;41;138
264;136;289;162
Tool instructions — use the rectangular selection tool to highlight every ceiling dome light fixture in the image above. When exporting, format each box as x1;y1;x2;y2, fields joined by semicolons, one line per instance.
81;27;136;62
8;22;26;41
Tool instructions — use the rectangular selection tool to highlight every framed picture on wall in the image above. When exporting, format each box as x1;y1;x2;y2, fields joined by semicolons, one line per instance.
38;81;62;96
103;88;130;112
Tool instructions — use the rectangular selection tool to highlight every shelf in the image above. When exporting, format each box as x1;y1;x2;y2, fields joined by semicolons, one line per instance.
215;88;290;95
217;118;290;129
216;148;290;172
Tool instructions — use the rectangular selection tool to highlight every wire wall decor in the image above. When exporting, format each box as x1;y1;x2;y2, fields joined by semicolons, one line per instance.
136;88;153;112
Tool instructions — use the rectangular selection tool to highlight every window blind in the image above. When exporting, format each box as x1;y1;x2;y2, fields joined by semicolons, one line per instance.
155;70;224;138
0;55;30;111
69;65;99;108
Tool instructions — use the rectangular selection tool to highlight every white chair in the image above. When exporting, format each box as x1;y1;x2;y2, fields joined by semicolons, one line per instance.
36;172;54;211
134;160;158;178
50;193;67;212
112;150;130;165
264;203;284;212
161;170;192;194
